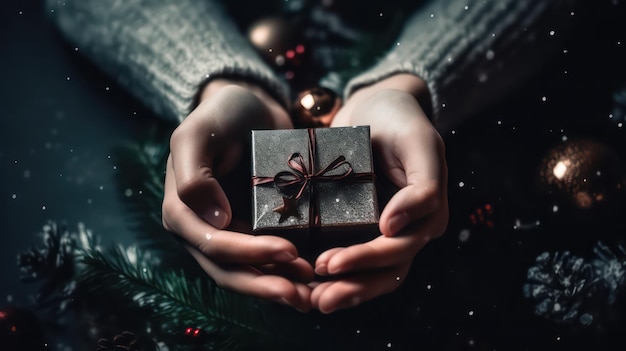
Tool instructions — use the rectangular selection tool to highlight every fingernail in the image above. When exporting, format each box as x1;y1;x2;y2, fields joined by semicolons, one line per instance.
273;251;296;262
327;259;352;275
387;212;410;236
204;206;228;229
315;263;328;276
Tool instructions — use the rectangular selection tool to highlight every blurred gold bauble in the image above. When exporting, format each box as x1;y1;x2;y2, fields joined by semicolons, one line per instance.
247;16;307;70
539;138;625;208
291;87;341;128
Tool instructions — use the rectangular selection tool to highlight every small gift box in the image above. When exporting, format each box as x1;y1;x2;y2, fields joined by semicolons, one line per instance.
251;126;380;253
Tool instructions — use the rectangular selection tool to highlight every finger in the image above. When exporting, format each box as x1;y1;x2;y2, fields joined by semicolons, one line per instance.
311;265;410;314
166;156;230;228
377;123;447;236
379;179;447;237
187;245;312;312
170;86;279;223
315;225;431;276
313;247;343;276
163;159;299;264
257;257;315;283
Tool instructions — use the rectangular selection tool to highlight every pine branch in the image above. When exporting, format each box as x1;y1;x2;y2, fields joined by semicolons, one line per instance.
110;130;190;267
77;244;323;351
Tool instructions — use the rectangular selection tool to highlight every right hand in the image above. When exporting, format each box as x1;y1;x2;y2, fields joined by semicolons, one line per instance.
161;79;314;312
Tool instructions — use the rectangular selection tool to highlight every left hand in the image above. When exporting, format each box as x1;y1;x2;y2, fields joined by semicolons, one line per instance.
310;74;449;313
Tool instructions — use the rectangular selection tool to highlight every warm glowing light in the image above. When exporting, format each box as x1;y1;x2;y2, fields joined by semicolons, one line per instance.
249;26;271;47
553;160;570;179
300;94;316;110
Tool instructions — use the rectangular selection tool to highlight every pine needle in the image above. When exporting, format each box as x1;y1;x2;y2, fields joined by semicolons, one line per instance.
77;244;323;350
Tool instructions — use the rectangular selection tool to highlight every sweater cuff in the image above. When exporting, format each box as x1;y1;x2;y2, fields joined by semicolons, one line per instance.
345;0;578;132
47;0;290;124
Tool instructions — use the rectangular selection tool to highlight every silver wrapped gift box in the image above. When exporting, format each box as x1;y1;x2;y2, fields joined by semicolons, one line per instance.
251;126;380;253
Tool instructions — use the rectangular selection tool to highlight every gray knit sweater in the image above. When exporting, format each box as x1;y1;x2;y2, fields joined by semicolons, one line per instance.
45;0;579;132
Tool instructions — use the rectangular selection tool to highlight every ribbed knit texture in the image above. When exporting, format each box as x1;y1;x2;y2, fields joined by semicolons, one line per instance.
46;0;579;129
344;0;580;132
46;0;290;123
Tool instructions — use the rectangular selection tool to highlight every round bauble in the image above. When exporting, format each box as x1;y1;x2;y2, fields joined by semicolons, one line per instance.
291;87;341;128
247;16;308;71
539;138;625;209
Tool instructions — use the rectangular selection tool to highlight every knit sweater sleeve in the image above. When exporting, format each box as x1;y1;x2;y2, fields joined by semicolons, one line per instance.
45;0;290;123
344;0;580;132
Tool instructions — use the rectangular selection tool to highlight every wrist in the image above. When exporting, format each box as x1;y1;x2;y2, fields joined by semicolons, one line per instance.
199;78;269;102
196;77;292;129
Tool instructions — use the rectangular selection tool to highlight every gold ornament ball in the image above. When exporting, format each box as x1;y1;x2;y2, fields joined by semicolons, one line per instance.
292;87;342;128
539;138;625;208
247;16;299;67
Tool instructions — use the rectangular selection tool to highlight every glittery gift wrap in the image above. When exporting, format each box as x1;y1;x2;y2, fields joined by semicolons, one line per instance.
251;126;380;251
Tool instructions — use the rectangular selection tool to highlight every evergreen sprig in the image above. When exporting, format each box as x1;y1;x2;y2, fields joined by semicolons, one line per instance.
17;221;79;317
111;130;189;267
77;244;322;351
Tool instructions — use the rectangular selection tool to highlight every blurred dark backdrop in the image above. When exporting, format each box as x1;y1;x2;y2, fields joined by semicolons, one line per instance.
1;0;626;350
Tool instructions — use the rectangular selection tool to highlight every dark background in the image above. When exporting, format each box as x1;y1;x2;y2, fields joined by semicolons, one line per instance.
2;0;626;350
1;1;173;349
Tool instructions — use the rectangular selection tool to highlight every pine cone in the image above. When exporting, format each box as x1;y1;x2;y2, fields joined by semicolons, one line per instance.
17;220;78;314
523;251;599;324
591;242;626;304
17;221;74;282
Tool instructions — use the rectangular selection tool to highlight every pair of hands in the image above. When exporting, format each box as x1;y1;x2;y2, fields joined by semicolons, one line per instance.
161;74;448;313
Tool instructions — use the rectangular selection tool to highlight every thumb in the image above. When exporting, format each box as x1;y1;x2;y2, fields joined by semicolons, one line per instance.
378;181;442;237
177;169;232;229
166;156;232;229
